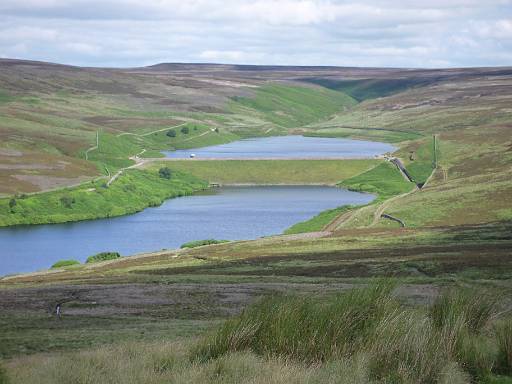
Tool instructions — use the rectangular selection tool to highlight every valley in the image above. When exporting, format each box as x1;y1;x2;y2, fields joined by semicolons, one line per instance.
0;59;511;384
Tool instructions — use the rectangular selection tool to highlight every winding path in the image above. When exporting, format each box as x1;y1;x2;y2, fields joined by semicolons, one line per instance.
370;187;418;227
84;131;99;161
323;210;356;232
175;129;214;143
106;149;146;187
116;123;187;137
105;129;217;187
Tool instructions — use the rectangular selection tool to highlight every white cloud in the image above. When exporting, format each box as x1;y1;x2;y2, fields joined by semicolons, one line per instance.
0;0;510;67
477;19;512;39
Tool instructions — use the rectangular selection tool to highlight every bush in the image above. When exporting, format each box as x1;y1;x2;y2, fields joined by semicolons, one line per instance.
60;196;75;208
181;126;189;134
86;252;120;264
180;239;229;249
51;259;80;269
166;129;176;138
159;167;172;179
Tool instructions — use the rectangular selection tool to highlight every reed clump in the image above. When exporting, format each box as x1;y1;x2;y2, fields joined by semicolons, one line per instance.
193;282;510;383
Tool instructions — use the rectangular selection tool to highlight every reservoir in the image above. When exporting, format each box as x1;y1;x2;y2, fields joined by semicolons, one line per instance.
0;186;374;276
163;135;395;159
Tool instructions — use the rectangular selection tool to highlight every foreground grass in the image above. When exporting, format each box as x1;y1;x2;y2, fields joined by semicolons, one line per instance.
2;342;388;384
0;169;207;226
155;159;379;185
5;283;512;384
194;282;511;383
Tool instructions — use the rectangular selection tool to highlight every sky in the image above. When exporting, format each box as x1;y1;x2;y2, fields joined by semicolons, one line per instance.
0;0;511;68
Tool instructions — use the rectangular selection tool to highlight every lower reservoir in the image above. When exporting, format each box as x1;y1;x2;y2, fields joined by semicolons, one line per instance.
0;186;374;276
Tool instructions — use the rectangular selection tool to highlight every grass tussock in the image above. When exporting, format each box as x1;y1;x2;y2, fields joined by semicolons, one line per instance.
194;282;511;383
193;280;397;363
0;362;8;384
495;319;512;375
430;287;500;334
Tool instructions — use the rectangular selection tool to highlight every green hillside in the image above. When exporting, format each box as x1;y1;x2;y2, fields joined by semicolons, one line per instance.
230;84;356;127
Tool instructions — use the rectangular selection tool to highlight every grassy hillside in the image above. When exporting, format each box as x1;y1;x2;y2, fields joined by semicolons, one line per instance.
85;123;240;173
284;205;353;234
302;77;434;101
0;62;356;196
0;169;207;226
340;162;414;201
229;84;356;128
306;71;512;228
304;126;420;143
400;136;436;185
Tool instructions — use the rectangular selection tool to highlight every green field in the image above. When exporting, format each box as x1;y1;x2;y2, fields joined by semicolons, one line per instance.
153;159;380;185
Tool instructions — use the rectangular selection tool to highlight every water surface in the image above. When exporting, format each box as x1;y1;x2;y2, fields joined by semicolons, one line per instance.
163;135;395;159
0;186;374;276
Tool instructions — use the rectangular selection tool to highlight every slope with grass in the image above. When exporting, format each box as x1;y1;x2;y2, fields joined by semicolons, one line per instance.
305;70;512;228
284;205;354;234
340;161;415;202
229;84;357;128
0;169;207;226
0;59;365;195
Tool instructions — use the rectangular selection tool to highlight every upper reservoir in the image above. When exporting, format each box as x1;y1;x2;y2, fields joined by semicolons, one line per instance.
163;135;395;159
0;186;374;276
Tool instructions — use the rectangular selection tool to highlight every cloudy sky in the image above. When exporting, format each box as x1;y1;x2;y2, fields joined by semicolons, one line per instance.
0;0;511;68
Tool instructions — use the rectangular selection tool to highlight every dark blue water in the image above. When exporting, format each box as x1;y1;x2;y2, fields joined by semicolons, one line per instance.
163;135;395;159
0;186;374;276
